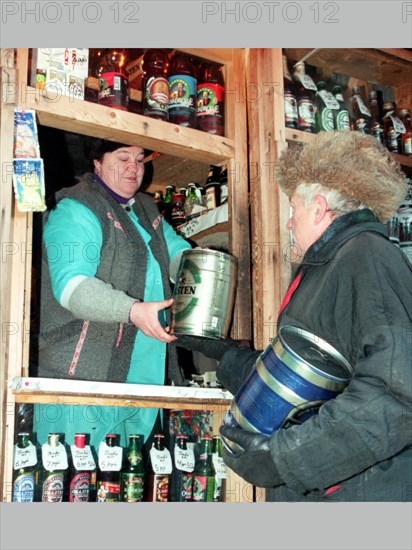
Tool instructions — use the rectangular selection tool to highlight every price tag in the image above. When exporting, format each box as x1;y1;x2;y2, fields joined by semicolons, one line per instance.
174;445;195;473
41;442;68;471
389;114;406;134
98;442;123;472
212;453;229;479
318;90;340;110
297;73;318;91
71;445;96;471
355;97;371;117
13;442;37;470
150;447;173;475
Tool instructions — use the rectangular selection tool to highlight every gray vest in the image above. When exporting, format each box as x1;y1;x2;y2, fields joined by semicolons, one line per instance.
38;174;185;385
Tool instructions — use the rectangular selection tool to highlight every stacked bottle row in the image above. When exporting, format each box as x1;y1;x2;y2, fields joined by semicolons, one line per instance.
12;431;228;503
283;56;412;157
86;48;225;136
155;165;228;229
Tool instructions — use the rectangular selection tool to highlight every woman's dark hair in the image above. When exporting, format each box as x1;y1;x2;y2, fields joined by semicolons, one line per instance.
83;137;128;169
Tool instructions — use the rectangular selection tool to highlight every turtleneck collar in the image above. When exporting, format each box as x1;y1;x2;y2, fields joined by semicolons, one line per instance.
92;173;131;205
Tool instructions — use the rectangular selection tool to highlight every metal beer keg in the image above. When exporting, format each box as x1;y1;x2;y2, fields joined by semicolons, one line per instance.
171;248;237;339
223;326;353;454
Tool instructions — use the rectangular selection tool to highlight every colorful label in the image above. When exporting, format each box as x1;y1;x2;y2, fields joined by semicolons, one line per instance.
96;480;120;502
284;94;298;122
320;108;335;131
13;473;35;502
144;76;169;118
192;475;214;502
99;72;128;110
168;74;196;124
298;99;315;127
197;82;224;134
42;473;64;502
121;473;144;502
69;472;91;502
335;110;350;131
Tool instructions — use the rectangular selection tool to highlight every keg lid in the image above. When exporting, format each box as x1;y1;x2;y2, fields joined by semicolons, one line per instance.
279;326;353;380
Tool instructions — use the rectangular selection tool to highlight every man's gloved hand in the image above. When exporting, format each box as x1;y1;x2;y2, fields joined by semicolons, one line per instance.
219;425;284;488
173;334;239;360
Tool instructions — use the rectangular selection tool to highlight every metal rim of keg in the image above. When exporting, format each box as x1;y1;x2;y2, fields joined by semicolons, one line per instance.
181;247;238;265
277;326;353;383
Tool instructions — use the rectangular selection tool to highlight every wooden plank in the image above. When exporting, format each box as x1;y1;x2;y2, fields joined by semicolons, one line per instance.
19;87;235;164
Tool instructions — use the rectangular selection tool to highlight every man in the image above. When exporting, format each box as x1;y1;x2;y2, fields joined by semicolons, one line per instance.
176;131;412;501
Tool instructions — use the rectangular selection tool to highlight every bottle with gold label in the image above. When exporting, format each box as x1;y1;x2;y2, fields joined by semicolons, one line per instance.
142;49;170;121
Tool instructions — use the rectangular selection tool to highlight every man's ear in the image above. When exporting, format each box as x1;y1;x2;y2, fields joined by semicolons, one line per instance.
313;194;329;224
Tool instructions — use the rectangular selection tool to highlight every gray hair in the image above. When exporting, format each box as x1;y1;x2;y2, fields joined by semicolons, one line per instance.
295;183;368;219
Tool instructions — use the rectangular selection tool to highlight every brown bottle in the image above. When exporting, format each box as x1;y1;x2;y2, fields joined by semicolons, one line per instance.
85;48;106;103
142;49;169;121
98;49;129;111
168;52;197;128
146;434;170;502
350;86;371;134
399;108;412;157
196;61;225;136
367;91;384;144
282;55;298;129
292;62;316;133
383;102;403;153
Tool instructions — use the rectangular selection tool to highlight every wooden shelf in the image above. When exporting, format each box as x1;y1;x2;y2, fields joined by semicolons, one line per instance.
11;377;233;411
21;87;235;164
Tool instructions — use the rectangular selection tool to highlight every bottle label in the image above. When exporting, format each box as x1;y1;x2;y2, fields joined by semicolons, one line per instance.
206;185;218;210
121;473;144;502
168;74;196;122
197;82;224;134
13;472;35;502
212;454;229;479
144;76;169;118
148;474;169;502
13;442;37;469
389;114;406;134
320;108;335;131
318;90;340;110
355;118;369;133
99;72;128;110
284;94;298;121
42;442;68;471
386;128;401;152
96;480;120;502
69;472;91;502
355;96;371;117
298;99;315;126
335;110;350;131
404;137;412;154
150;446;173;474
98;442;123;471
213;476;222;502
174;445;195;472
192;475;214;502
296;73;317;91
42;472;64;502
71;445;96;471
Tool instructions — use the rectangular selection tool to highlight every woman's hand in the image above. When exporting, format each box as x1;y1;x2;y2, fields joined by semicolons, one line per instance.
129;298;177;343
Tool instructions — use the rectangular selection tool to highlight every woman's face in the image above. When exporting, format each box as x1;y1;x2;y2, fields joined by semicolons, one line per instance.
94;146;145;199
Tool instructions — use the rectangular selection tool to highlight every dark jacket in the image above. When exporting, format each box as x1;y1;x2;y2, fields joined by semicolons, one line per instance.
39;173;185;385
218;210;412;501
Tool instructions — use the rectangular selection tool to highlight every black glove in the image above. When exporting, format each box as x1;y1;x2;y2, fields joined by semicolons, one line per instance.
219;425;284;488
173;334;239;360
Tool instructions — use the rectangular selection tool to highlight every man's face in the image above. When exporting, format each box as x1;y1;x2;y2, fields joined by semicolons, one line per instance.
287;191;319;261
94;146;145;199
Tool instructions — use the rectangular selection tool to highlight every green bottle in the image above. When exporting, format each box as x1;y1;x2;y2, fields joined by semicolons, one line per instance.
121;434;145;502
12;432;36;502
332;85;351;131
212;435;226;502
314;81;335;132
192;435;215;502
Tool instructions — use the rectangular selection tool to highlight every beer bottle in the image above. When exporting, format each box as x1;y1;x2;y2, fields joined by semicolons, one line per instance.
314;81;338;133
169;434;195;502
383;102;405;154
38;433;67;503
205;165;222;210
192;435;215;502
399;108;412;156
282;55;298;130
142;49;170;121
98;48;129;111
367;91;384;145
332;85;351;131
196;61;225;136
171;190;186;228
350;86;371;134
96;433;122;502
85;48;106;103
121;434;145;502
68;433;96;503
212;435;229;502
146;434;172;502
168;51;197;128
292;62;317;133
12;432;37;502
219;167;228;205
163;185;175;224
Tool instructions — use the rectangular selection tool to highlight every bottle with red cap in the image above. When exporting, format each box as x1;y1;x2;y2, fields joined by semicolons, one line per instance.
96;433;123;502
192;435;215;502
97;48;129;111
196;61;225;136
145;434;172;502
67;433;96;502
